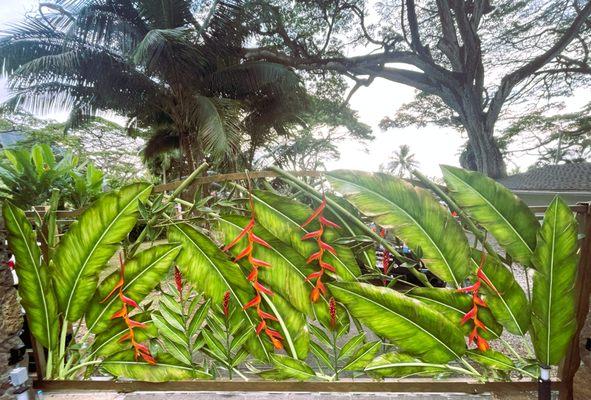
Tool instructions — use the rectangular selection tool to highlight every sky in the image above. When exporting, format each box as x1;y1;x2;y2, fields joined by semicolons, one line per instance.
0;1;584;178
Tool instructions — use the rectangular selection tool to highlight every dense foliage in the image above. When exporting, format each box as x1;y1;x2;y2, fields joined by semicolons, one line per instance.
3;166;581;382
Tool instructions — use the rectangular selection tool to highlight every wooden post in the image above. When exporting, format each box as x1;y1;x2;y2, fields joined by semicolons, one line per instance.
559;202;591;400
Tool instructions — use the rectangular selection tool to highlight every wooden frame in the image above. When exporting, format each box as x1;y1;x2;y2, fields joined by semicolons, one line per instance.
6;170;590;399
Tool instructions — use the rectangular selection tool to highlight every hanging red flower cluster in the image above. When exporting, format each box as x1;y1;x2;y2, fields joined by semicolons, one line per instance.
223;202;283;350
457;253;494;352
301;195;340;302
101;254;156;364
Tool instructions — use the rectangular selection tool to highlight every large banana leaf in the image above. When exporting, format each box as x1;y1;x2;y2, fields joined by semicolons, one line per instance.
327;170;470;287
329;282;466;363
409;287;502;339
167;222;270;360
218;215;314;315
101;351;211;381
470;250;530;335
441;165;538;265
85;244;182;334
52;183;152;321
3;202;58;349
250;190;361;281
531;196;579;366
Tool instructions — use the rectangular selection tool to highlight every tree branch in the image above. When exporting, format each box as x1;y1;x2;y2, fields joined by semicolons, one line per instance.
486;0;591;130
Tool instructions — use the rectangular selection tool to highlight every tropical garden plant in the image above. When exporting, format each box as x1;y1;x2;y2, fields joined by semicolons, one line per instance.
2;164;581;383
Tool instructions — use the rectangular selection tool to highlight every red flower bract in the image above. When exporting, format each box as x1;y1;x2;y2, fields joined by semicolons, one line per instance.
223;196;282;350
457;252;491;352
104;253;155;365
300;195;340;302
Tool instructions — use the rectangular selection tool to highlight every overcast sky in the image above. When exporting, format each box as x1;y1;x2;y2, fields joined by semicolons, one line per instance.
0;1;586;177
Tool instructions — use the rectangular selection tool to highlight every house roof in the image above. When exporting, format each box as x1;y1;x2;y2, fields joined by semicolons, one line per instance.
497;163;591;192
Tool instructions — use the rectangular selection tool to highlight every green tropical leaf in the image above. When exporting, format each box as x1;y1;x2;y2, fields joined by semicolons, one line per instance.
152;313;186;347
52;182;152;321
218;215;314;315
85;244;181;334
90;315;157;359
101;351;211;381
3;202;59;349
262;293;310;360
408;287;502;339
340;341;381;372
259;354;317;381
531;196;579;366
328;282;467;363
167;222;270;360
327;170;470;287
250;190;361;281
365;353;451;378
470;250;530;335
309;341;332;368
338;332;366;360
441;165;538;265
466;349;514;371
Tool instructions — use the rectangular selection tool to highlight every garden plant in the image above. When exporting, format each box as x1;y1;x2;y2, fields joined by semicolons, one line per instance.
2;165;581;385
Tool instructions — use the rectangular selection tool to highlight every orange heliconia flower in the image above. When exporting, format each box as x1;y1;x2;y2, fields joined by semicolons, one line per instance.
224;196;282;350
457;252;492;352
103;253;156;365
301;195;340;302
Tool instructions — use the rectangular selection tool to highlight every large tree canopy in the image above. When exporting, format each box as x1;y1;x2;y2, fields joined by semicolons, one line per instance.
244;0;591;177
0;0;371;176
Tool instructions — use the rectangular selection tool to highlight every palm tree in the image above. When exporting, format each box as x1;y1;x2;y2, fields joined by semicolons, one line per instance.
380;144;419;178
0;0;305;174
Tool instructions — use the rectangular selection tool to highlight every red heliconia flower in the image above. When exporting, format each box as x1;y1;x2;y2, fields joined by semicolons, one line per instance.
222;195;283;350
458;252;492;352
329;297;337;329
107;253;156;365
300;194;341;302
223;290;231;317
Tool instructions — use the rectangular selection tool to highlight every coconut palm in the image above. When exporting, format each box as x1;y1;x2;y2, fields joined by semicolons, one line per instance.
0;0;305;174
380;144;419;178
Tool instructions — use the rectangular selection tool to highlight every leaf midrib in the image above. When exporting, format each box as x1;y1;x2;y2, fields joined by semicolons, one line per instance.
63;185;151;320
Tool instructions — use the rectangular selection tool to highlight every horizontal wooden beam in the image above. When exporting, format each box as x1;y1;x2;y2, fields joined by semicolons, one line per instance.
34;379;562;394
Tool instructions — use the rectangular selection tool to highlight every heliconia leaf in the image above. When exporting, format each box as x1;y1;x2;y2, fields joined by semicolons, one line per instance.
441;165;539;266
328;282;467;363
309;341;332;368
470;250;530;336
259;354;317;381
52;183;152;321
90;314;157;359
218;215;344;329
327;170;470;287
3;202;59;349
531;196;579;366
101;350;211;381
364;353;451;378
408;287;502;340
263;292;310;360
340;341;381;372
85;244;181;334
152;313;186;347
188;299;211;338
250;190;361;281
466;349;514;371
338;332;366;360
167;223;270;361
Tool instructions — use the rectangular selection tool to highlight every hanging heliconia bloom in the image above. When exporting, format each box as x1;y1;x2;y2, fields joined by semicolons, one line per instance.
223;197;283;349
174;266;183;302
457;253;491;352
101;254;156;364
301;195;341;302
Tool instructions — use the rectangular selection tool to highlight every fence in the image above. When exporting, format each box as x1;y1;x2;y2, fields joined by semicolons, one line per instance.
5;170;591;399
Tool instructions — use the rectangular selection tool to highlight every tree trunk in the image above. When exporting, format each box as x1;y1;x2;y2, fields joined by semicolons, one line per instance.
464;123;507;178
